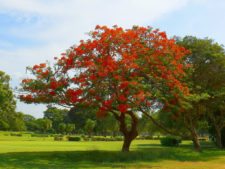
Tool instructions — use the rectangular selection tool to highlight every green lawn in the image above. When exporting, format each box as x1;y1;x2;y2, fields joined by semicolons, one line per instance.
0;134;225;169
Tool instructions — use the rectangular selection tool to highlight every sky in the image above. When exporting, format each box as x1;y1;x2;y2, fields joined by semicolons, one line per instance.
0;0;225;118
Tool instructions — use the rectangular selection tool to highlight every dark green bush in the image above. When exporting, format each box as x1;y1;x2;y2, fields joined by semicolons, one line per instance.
160;136;182;146
67;136;81;141
10;133;22;137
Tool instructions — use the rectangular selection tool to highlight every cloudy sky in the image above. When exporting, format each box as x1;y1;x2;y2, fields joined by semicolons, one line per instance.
0;0;225;118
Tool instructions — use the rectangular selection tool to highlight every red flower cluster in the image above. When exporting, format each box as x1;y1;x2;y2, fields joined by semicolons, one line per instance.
20;25;189;116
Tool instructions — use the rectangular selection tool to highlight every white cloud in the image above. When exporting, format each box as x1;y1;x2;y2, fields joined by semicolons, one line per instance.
0;0;191;117
1;0;190;41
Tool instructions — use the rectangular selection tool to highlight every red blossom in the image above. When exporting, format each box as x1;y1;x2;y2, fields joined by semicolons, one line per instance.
20;25;189;119
119;81;129;90
118;95;127;102
118;104;129;113
102;99;113;108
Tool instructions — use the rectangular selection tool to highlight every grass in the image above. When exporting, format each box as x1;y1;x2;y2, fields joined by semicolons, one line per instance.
0;133;225;169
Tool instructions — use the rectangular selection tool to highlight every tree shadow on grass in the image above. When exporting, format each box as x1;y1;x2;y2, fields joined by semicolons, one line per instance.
0;143;224;169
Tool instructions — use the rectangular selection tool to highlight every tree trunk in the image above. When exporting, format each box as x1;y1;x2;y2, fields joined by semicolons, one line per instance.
191;129;201;151
116;111;138;152
122;135;133;152
184;115;201;151
215;127;223;148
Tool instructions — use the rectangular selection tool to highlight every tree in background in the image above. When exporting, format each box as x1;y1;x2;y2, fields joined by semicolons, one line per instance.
0;71;27;131
57;123;75;134
58;123;66;134
65;123;75;135
85;119;96;138
19;26;189;151
138;113;161;138
0;119;9;130
43;106;68;133
208;105;225;148
0;71;16;130
23;114;38;131
36;118;52;133
67;105;96;133
178;36;225;149
159;36;225;151
96;113;119;137
11;112;27;131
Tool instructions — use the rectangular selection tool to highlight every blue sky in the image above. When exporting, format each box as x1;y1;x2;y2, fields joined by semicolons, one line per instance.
0;0;224;118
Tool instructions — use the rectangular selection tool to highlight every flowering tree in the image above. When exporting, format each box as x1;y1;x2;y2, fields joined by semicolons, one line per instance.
20;25;189;151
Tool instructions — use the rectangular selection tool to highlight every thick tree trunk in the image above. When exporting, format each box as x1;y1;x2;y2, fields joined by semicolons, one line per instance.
122;135;133;152
116;111;138;152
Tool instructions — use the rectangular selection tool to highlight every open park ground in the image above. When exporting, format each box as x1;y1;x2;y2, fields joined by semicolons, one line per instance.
0;134;225;169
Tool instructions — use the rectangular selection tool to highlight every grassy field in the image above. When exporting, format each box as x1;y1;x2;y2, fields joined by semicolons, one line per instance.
0;133;225;169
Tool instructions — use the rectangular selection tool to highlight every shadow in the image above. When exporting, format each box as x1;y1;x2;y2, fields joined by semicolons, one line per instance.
0;144;225;169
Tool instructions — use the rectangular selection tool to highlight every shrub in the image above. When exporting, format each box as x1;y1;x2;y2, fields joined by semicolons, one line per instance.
67;136;81;141
10;133;22;137
31;133;49;137
114;136;123;141
160;136;182;147
54;136;65;141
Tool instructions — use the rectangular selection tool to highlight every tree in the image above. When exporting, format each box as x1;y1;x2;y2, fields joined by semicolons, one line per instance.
96;113;119;137
36;118;52;133
0;119;9;130
138;113;163;138
11;112;27;131
67;105;96;133
177;36;225;150
207;96;225;148
65;123;75;134
0;71;17;131
58;123;66;134
43;106;68;132
85;119;96;137
19;26;189;152
23;114;38;131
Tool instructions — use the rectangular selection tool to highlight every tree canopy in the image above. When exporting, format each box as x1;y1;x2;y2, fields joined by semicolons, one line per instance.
19;25;189;151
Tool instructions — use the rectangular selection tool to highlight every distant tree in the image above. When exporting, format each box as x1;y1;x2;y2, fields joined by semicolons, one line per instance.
0;71;16;131
11;112;27;131
23;114;38;131
138;113;161;138
85;119;96;137
96;113;119;137
36;118;52;133
0;119;9;130
43;106;68;132
65;123;75;134
67;105;96;133
58;123;66;134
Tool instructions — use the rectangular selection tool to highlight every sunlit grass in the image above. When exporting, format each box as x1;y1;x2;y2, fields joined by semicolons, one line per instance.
0;133;224;169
